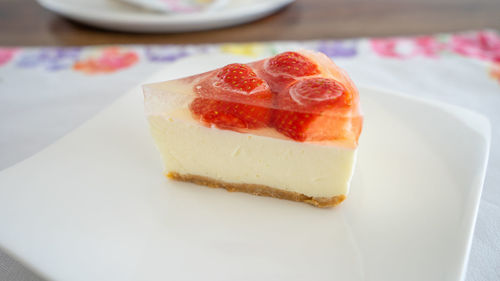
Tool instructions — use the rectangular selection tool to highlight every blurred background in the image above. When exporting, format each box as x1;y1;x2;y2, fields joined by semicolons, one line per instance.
1;0;499;46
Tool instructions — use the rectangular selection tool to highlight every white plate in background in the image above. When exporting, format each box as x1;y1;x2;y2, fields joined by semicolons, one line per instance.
0;54;491;281
37;0;294;32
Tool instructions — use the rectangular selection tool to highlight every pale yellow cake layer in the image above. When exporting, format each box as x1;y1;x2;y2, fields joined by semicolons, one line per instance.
148;115;357;198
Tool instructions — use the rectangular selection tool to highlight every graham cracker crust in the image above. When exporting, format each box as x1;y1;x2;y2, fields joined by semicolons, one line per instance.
167;172;346;208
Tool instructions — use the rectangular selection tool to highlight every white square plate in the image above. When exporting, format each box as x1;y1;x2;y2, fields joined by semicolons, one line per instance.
0;55;491;281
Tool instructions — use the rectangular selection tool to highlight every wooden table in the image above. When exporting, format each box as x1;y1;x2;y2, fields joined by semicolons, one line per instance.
1;0;499;46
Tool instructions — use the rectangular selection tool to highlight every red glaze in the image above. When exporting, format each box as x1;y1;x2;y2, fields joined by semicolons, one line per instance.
188;51;363;146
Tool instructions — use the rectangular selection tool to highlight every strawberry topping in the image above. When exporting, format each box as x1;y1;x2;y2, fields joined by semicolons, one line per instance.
188;53;359;144
271;78;347;141
288;78;345;109
215;63;264;93
189;63;272;130
266;51;320;78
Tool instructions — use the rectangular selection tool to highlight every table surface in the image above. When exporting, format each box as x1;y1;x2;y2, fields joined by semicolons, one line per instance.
1;0;500;46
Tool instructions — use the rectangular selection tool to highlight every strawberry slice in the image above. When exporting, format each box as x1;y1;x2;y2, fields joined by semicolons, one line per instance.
271;77;348;141
266;51;320;78
190;63;272;130
215;63;264;92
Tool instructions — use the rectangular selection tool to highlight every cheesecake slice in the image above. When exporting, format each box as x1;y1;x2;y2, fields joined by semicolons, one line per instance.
143;50;362;207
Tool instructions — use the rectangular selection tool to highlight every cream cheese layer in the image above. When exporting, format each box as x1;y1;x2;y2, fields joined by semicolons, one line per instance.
148;115;356;198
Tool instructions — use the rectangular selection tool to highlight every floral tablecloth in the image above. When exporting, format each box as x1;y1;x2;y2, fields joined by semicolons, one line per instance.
0;30;499;281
